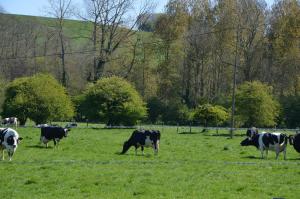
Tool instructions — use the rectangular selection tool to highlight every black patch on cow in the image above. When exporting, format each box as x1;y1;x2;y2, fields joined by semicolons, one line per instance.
6;135;15;146
290;133;300;153
0;128;8;144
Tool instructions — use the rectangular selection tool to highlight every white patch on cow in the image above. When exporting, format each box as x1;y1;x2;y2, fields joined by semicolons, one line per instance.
144;136;152;147
40;136;50;144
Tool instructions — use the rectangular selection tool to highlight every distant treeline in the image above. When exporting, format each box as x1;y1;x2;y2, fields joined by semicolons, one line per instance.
0;0;299;128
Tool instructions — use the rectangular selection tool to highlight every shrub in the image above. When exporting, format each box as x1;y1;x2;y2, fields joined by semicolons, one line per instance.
235;81;280;127
78;76;147;126
2;74;74;125
280;95;300;128
193;104;229;127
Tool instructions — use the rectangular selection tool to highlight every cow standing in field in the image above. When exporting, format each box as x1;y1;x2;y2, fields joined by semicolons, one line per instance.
0;128;23;161
40;126;69;148
121;130;160;155
240;128;288;160
2;117;18;128
289;132;300;153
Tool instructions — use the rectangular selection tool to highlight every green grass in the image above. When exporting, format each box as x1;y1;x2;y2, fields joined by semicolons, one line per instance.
1;126;300;198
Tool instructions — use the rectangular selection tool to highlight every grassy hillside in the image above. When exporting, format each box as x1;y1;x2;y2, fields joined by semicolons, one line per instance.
0;126;299;198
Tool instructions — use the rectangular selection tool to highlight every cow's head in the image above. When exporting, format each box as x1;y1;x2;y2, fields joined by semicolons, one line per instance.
63;128;70;137
289;135;295;145
240;137;253;146
150;130;161;154
121;141;130;154
5;135;23;161
246;127;258;139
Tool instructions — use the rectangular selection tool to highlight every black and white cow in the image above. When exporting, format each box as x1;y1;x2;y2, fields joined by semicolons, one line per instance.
2;117;18;128
121;130;161;155
0;128;23;161
241;128;288;160
289;132;300;153
40;126;70;148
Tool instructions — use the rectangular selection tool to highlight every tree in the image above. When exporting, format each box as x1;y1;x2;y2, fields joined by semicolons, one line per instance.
235;81;280;127
268;0;300;95
0;75;6;115
45;0;75;87
78;76;147;125
280;95;300;128
82;0;155;81
194;103;229;127
1;74;74;125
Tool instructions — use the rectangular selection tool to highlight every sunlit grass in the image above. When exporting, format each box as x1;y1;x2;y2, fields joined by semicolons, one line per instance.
0;126;299;198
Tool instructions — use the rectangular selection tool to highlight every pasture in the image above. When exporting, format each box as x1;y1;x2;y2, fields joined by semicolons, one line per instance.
1;126;300;199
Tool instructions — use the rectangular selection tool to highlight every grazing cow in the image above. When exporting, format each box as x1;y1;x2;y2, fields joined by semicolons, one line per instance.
121;130;160;155
65;122;77;128
241;129;287;160
36;124;49;128
289;132;300;153
40;126;70;148
0;128;23;161
2;117;18;128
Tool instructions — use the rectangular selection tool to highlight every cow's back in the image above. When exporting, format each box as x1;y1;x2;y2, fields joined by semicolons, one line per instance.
41;126;65;139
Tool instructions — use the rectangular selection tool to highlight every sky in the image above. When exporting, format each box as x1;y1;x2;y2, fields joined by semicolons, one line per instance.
0;0;274;17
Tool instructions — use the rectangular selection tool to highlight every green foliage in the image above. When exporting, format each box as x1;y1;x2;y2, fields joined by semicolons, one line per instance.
0;76;6;116
161;102;192;125
194;104;229;127
146;97;164;123
235;81;280;127
280;95;300;128
78;76;147;126
2;74;74;125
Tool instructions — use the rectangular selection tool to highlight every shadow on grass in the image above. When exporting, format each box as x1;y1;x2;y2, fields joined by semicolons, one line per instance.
25;145;53;149
242;155;262;159
178;132;245;138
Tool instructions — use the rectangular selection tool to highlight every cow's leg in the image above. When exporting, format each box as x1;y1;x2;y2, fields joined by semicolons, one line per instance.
283;145;287;160
260;148;264;159
265;149;268;159
141;146;144;155
53;139;57;149
275;145;280;160
135;145;138;155
1;149;4;160
153;143;158;155
8;151;13;161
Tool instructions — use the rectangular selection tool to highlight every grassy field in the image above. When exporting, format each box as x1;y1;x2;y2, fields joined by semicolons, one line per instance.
1;126;300;199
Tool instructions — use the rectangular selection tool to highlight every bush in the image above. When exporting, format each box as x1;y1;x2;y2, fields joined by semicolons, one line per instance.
280;95;300;128
161;102;192;125
146;97;164;123
193;104;229;127
2;74;74;125
78;76;147;126
235;81;280;127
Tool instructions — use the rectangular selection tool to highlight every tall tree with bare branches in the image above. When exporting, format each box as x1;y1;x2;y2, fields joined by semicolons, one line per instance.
82;0;155;81
45;0;75;87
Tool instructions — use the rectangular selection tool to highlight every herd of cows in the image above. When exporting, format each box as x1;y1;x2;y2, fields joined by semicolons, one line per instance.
0;117;300;161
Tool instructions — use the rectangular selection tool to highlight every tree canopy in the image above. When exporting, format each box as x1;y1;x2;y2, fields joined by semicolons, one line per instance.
78;76;147;126
1;74;74;125
235;81;280;127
